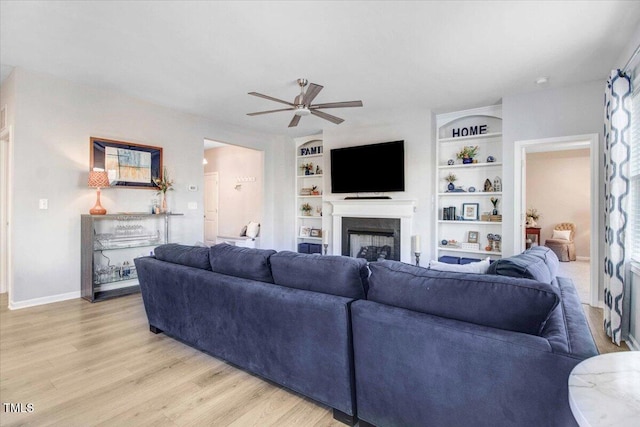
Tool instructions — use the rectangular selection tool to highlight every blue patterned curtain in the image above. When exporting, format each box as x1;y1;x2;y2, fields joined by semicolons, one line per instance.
603;70;632;345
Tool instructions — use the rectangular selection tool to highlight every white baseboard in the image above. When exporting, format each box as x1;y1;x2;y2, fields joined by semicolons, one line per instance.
627;334;639;351
9;291;81;310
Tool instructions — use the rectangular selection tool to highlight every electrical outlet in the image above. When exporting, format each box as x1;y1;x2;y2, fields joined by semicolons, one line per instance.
188;202;197;210
39;199;48;210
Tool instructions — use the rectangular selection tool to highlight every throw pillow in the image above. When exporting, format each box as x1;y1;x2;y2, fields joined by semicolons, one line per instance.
429;257;490;274
551;229;571;240
246;221;260;238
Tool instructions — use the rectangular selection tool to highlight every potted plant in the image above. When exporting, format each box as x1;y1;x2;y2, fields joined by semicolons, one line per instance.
444;173;457;191
311;185;320;196
526;208;541;227
301;203;312;216
300;162;314;175
153;166;174;213
456;146;479;164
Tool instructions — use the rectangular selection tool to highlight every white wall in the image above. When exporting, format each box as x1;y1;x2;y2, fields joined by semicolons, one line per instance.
3;68;287;307
526;149;591;258
502;80;604;301
204;145;264;237
322;110;434;261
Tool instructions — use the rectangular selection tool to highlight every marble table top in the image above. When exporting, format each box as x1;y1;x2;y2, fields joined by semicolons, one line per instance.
568;352;640;426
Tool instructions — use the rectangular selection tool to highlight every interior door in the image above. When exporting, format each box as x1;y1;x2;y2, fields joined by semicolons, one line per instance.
204;172;219;246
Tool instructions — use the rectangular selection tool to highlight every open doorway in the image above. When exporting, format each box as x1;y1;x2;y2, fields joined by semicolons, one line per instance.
203;139;264;247
514;134;599;307
0;126;12;305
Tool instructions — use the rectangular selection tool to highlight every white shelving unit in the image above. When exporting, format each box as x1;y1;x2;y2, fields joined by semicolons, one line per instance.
435;105;503;261
295;136;325;253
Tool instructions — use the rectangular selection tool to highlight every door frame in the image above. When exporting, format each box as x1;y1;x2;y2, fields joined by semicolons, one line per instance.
204;172;219;245
513;133;600;307
1;125;13;304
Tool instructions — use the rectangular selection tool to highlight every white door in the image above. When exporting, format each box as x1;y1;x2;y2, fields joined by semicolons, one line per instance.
204;172;219;246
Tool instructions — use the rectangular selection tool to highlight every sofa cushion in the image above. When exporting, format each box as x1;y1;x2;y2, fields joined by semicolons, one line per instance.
153;243;211;270
270;251;369;299
487;252;553;284
368;260;561;335
209;243;276;283
524;245;559;280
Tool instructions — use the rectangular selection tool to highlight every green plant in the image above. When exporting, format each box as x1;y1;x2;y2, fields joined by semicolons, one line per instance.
456;145;479;159
444;173;457;183
153;166;174;195
301;203;312;212
300;162;313;172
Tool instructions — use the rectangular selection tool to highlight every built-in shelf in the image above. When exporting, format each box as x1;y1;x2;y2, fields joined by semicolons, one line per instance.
298;236;322;241
438;192;503;197
297;154;323;160
438;132;502;143
438;220;502;225
438;247;502;256
297;174;323;178
298;195;323;198
435;105;503;261
297;216;322;219
438;162;502;170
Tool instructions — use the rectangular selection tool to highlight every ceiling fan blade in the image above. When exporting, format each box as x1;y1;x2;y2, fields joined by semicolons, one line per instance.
311;100;363;109
247;107;294;116
248;92;295;106
311;109;344;125
303;83;323;105
288;115;301;128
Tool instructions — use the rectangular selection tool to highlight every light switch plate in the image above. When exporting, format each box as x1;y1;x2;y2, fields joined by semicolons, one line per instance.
187;202;197;210
39;199;48;210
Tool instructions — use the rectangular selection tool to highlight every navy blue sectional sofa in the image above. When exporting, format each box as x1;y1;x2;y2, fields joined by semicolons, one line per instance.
135;244;597;427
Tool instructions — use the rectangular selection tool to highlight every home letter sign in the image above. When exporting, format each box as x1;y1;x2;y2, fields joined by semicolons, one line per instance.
452;125;488;138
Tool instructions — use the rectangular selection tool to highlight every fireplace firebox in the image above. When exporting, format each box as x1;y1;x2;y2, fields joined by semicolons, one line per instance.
341;217;401;262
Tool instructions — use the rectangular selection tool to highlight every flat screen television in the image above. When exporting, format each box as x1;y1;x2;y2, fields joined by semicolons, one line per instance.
330;140;405;194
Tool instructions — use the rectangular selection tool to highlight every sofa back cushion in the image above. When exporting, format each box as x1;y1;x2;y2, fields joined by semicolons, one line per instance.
270;251;369;299
154;244;211;270
486;252;552;284
524;245;559;280
368;260;560;335
209;243;276;283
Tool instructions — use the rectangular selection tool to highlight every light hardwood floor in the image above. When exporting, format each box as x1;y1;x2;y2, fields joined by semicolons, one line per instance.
0;293;342;427
0;293;627;426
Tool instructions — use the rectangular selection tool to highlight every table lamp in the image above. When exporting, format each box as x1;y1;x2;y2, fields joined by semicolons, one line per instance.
88;171;110;215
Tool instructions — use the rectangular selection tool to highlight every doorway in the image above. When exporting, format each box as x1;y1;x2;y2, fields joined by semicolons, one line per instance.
204;172;219;246
513;134;599;307
0;126;12;303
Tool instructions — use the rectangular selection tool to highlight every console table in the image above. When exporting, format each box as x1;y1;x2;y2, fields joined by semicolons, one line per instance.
568;352;640;426
525;227;541;249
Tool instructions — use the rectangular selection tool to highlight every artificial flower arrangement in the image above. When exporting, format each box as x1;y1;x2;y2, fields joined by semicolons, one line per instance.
153;166;174;212
456;145;479;160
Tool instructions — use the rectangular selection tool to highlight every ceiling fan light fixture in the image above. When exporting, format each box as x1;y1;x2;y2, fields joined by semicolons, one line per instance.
294;106;311;116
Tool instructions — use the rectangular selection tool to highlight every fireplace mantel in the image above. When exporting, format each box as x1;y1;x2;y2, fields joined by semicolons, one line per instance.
329;199;416;263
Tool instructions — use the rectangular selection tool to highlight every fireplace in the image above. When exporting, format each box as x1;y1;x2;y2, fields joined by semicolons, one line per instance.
330;199;415;264
342;217;400;261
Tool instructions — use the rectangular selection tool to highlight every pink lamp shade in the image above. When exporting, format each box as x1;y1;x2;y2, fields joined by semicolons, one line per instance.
88;171;110;215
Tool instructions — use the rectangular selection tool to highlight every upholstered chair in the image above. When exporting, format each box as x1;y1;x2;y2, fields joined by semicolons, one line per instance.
544;223;577;262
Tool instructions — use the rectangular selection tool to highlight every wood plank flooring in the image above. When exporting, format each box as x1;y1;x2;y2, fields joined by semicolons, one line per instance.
0;293;628;426
0;293;342;427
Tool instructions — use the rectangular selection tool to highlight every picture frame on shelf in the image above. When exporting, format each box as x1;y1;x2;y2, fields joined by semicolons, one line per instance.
310;229;322;238
462;203;479;220
299;226;311;237
467;231;479;244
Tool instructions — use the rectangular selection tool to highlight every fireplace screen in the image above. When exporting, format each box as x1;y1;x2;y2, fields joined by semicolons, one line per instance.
349;232;395;262
341;217;401;262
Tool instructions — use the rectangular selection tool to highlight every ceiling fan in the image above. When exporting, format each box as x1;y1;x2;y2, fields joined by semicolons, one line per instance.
247;78;363;128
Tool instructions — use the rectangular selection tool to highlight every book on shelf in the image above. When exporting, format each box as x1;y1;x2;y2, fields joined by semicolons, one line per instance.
443;206;456;221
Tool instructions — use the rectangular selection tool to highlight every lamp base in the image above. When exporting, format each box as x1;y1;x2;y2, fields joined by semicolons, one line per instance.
89;205;107;215
89;188;107;215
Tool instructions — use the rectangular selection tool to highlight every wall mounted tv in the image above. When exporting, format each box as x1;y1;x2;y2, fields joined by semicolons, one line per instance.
330;140;405;194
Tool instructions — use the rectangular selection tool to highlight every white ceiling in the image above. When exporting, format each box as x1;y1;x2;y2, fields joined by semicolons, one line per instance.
1;1;639;137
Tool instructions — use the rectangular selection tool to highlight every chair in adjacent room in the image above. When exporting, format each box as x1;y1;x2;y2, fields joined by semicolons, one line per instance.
544;223;577;262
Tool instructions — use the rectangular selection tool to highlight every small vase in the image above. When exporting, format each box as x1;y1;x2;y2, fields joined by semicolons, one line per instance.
463;157;473;164
447;182;455;191
162;194;167;213
492;209;498;215
305;170;310;175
